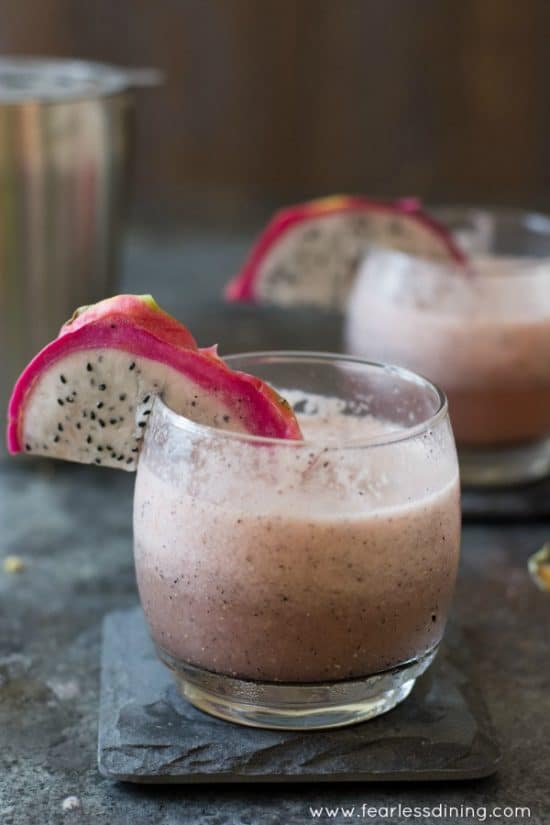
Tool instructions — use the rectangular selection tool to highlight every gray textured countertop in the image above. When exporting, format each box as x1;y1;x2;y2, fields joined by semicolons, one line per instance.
1;230;549;824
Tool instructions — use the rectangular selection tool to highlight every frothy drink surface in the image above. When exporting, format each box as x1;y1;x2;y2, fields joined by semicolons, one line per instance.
134;397;460;683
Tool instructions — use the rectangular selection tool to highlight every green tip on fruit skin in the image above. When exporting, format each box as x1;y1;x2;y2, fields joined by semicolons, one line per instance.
138;294;161;311
65;303;91;325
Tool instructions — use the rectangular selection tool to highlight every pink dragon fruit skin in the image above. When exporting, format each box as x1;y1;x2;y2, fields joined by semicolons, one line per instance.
60;294;198;350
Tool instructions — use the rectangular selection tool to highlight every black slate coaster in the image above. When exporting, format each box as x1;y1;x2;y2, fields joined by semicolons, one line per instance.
462;477;550;521
98;607;500;783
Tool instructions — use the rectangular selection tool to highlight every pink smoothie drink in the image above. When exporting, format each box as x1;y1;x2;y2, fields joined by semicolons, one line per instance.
134;384;460;685
346;250;550;448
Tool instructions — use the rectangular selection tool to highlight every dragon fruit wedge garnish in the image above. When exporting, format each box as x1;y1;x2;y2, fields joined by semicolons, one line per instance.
7;294;302;470
225;195;467;310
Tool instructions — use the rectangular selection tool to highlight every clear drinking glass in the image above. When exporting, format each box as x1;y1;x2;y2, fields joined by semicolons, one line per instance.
133;352;461;730
345;207;550;487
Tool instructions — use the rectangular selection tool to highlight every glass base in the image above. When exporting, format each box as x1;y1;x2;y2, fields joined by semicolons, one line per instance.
459;437;550;487
156;644;438;730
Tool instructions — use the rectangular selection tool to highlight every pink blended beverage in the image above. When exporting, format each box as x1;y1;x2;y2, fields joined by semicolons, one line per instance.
346;254;550;446
133;353;460;729
345;208;550;485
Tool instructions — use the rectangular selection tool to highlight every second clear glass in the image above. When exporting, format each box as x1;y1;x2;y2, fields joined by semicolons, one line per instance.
345;207;550;486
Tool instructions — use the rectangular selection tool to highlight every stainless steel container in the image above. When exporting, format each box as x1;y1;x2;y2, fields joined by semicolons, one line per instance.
0;57;160;455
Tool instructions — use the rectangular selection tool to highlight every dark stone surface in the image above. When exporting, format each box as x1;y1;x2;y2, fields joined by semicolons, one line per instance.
462;479;550;521
98;608;499;784
1;230;549;823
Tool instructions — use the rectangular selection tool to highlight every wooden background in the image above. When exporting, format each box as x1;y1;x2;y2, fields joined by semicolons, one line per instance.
1;0;549;222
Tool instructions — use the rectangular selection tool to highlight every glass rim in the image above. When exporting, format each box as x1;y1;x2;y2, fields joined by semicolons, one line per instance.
156;351;449;449
363;241;550;280
361;204;550;276
431;203;550;232
0;56;155;105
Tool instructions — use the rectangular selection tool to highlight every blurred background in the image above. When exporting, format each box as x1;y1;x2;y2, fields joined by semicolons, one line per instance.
2;0;549;228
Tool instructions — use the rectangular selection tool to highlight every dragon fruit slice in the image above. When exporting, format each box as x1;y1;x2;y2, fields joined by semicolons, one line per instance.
225;195;467;310
7;296;301;469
